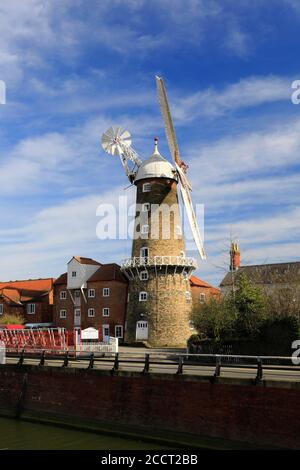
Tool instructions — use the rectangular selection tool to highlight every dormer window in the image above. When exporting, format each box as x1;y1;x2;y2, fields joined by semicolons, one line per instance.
143;183;151;192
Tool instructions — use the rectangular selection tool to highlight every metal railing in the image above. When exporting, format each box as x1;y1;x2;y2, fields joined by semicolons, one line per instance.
121;256;197;269
3;350;300;383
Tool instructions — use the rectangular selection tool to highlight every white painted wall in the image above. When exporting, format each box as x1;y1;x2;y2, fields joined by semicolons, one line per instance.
67;258;99;289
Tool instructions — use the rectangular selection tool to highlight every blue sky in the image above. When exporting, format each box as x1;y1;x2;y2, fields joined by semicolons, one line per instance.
0;0;300;286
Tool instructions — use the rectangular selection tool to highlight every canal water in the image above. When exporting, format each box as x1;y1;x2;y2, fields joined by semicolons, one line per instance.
0;417;169;450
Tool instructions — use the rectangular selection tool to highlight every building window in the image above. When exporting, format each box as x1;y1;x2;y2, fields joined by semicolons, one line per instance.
140;247;149;258
75;290;80;298
72;271;77;277
140;270;148;281
88;289;95;298
102;308;110;316
176;225;182;236
103;288;110;297
115;325;123;338
142;203;150;212
141;225;149;234
27;303;35;314
60;291;67;300
60;309;67;319
139;291;148;302
0;304;3;315
143;182;151;192
200;293;206;303
88;308;95;317
185;291;191;302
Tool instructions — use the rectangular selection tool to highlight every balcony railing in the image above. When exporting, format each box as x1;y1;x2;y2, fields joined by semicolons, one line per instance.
121;256;197;270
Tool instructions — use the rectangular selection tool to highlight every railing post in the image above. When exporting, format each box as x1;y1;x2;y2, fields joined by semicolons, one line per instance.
255;357;263;384
17;349;25;367
111;353;119;374
39;350;45;366
213;356;221;380
88;352;94;369
143;353;150;374
62;351;69;368
176;356;183;375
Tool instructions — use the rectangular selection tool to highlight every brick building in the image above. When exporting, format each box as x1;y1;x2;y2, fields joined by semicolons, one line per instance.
190;275;220;305
53;257;128;341
0;278;54;325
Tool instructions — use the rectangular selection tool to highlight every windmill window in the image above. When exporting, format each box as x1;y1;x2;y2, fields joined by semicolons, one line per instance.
140;271;148;281
143;183;151;192
139;291;148;302
141;225;149;234
140;247;149;258
72;271;77;277
142;203;150;212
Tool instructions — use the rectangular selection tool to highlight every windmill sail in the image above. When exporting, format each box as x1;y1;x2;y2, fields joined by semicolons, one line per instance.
156;75;206;260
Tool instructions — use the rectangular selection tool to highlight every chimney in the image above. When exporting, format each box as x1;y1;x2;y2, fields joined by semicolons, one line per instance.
230;242;240;271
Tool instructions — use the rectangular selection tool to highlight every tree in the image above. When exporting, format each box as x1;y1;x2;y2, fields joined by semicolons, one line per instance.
228;273;266;338
0;313;24;325
191;297;235;341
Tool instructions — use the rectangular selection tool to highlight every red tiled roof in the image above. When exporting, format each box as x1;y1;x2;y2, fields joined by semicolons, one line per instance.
0;278;53;292
71;256;102;266
88;264;128;283
53;273;67;285
190;275;215;289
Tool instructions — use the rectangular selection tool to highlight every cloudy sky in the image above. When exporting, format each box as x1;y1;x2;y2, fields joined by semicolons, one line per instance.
0;0;299;285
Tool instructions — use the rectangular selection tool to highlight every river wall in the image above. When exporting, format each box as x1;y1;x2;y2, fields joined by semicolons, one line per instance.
0;364;300;449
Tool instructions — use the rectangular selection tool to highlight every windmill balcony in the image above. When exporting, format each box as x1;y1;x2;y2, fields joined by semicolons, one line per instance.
121;256;197;270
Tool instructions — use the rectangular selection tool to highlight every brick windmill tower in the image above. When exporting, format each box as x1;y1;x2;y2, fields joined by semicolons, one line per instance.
101;77;205;347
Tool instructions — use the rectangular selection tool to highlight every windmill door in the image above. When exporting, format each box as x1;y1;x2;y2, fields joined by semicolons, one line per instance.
136;321;148;341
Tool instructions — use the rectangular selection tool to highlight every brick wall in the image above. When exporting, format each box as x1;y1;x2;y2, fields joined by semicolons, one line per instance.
1;366;300;449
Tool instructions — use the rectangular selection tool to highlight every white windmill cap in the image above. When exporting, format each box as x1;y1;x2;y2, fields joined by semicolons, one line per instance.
134;138;177;183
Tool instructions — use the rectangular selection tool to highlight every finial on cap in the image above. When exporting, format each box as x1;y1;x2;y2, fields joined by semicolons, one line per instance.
153;137;159;154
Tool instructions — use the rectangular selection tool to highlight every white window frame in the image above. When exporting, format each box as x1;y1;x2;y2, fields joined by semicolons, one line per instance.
141;224;149;234
88;308;95;317
142;202;150;212
27;303;36;314
103;288;110;297
88;288;95;298
140;247;149;258
0;304;3;315
72;271;77;277
200;293;206;303
102;307;110;317
115;325;123;338
139;291;148;302
185;291;191;302
140;270;148;281
60;290;67;300
60;309;67;319
143;182;151;192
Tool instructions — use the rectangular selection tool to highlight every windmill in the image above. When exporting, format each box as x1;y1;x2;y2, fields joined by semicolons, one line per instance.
100;77;205;347
155;76;206;260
